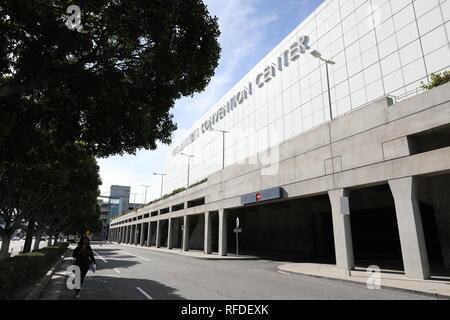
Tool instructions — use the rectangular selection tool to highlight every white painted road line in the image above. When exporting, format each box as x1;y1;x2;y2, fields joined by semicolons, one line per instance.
137;256;151;261
122;251;150;262
114;268;121;274
136;287;153;300
93;250;108;263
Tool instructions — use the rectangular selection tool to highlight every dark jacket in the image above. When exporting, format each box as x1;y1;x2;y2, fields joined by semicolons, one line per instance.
73;245;96;269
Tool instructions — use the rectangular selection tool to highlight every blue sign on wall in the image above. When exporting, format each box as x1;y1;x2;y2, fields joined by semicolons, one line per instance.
240;187;284;205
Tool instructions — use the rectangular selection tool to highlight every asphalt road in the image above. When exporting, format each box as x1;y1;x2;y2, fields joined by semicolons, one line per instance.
39;243;433;300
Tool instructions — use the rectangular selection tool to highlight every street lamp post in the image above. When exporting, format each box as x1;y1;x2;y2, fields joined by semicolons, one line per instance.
130;192;137;204
181;153;194;189
141;185;150;204
208;129;229;170
153;173;166;198
310;50;336;120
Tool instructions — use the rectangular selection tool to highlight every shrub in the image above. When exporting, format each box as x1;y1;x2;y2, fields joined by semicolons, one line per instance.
421;70;450;90
0;242;69;299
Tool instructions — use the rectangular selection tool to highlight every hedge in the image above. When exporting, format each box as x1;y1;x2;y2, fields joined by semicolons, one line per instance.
0;242;69;300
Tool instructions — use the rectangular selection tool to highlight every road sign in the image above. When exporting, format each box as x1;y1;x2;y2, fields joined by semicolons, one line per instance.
85;230;92;235
235;218;242;256
340;196;350;215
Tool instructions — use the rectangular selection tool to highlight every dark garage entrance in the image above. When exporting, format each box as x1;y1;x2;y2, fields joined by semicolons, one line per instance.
349;184;403;269
226;195;335;262
350;181;448;276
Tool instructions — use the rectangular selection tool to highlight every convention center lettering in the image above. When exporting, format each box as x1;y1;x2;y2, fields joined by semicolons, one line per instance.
172;35;311;157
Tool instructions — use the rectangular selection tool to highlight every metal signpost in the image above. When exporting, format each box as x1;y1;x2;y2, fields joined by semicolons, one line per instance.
181;225;184;253
340;196;351;276
233;217;242;256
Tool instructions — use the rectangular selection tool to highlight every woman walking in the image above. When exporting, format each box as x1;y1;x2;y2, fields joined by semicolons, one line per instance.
72;236;96;298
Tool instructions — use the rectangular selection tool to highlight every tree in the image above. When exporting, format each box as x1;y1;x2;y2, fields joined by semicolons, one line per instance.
0;129;74;258
0;0;221;258
0;133;101;258
0;0;221;157
43;149;102;242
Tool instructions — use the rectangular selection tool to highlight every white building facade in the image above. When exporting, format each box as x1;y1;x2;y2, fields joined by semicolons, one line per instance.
165;0;450;193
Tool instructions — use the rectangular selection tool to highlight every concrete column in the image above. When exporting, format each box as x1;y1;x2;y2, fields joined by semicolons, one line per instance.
128;225;132;244
389;177;430;279
183;215;190;251
218;209;227;256
134;225;139;245
328;189;354;270
121;227;125;243
429;176;450;268
140;223;145;246
167;218;173;249
129;225;133;244
204;212;212;254
156;220;161;248
147;222;152;247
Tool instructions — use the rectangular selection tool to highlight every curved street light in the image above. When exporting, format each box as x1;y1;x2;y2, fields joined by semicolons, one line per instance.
153;172;166;198
311;50;336;120
181;153;195;188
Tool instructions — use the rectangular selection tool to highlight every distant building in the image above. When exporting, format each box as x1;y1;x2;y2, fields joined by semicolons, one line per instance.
110;185;131;217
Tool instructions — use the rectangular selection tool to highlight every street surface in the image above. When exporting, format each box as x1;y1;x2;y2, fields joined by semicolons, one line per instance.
39;243;433;300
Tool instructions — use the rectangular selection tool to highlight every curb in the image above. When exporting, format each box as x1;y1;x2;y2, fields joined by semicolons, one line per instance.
276;266;450;300
114;243;258;261
24;249;69;300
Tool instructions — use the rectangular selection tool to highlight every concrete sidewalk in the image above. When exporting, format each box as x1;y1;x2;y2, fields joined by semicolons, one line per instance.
278;263;450;299
116;243;259;260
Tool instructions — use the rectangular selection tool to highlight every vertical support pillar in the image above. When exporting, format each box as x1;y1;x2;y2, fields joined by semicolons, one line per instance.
140;223;145;246
147;222;152;247
204;212;212;254
134;224;139;245
389;177;430;279
218;209;227;256
156;220;161;248
129;225;133;244
183;215;190;251
167;218;173;249
328;189;354;270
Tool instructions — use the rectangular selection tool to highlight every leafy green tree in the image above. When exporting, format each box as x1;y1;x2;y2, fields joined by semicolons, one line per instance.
0;127;74;258
0;0;221;157
0;135;100;258
0;0;221;258
44;149;102;242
